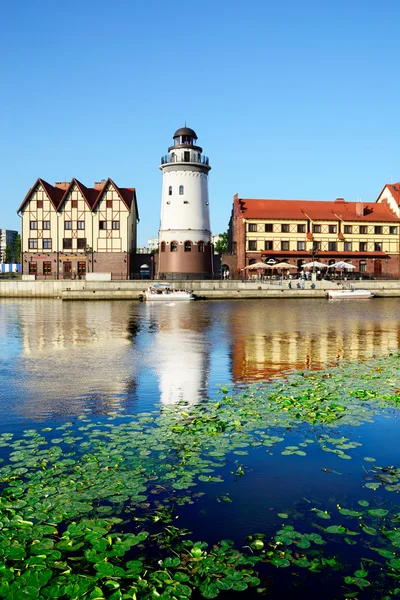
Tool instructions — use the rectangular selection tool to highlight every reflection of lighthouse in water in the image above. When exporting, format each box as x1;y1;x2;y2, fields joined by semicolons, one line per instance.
147;304;210;406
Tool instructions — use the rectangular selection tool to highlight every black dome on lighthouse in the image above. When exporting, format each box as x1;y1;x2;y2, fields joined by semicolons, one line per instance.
173;127;197;139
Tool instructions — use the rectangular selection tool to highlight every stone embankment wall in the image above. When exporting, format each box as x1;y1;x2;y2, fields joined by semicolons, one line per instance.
1;279;400;300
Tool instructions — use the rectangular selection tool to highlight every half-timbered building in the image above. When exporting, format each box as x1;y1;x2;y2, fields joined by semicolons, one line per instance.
18;178;138;279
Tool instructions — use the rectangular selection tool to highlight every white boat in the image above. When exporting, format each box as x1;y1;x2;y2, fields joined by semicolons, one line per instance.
143;283;195;302
326;288;374;300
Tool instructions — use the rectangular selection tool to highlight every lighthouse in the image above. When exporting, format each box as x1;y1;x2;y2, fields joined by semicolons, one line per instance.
158;127;212;279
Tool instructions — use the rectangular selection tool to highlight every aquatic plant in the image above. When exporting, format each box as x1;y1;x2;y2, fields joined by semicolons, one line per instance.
1;352;400;597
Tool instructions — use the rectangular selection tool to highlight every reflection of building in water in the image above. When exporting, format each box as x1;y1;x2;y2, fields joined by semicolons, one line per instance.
229;303;400;382
18;301;138;416
145;304;210;405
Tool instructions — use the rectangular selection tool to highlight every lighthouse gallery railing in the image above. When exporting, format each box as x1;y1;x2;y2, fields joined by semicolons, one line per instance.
160;154;209;166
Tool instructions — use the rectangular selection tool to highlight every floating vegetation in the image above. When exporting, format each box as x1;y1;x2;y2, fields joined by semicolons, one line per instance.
1;353;400;597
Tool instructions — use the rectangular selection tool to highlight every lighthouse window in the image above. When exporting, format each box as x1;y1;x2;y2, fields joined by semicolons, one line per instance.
198;241;204;252
168;186;172;196
171;241;178;252
184;241;192;252
179;185;184;195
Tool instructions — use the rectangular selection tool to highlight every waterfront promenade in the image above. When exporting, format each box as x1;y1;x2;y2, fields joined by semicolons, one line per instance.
1;278;400;299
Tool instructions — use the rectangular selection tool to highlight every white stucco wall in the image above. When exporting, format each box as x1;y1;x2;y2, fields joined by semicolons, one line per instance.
160;169;211;235
376;187;400;217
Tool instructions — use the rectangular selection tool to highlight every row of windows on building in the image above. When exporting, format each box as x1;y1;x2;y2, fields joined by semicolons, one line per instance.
28;238;89;250
160;241;209;252
250;240;388;251
33;199;116;210
168;186;185;196
248;223;399;235
28;261;87;275
29;220;120;230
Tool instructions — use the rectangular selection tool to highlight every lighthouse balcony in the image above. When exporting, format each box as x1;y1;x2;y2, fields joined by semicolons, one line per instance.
161;154;210;167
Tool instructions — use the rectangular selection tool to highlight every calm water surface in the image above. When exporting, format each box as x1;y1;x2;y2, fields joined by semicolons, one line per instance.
2;298;400;598
1;298;400;431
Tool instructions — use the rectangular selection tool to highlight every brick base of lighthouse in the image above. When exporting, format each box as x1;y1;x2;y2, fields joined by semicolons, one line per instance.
159;246;212;279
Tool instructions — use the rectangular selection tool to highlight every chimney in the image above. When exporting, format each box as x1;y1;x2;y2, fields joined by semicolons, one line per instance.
355;201;364;217
94;179;107;191
54;182;70;190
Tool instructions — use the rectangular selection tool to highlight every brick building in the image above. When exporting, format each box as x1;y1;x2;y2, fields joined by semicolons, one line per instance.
227;185;400;278
18;178;138;279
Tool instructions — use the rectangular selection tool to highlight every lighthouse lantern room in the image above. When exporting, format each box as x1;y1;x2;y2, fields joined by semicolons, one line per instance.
158;127;212;280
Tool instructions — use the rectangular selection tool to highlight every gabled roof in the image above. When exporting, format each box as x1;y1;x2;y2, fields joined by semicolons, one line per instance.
234;197;399;223
92;178;139;220
58;178;99;210
17;178;138;219
17;178;65;213
377;183;400;207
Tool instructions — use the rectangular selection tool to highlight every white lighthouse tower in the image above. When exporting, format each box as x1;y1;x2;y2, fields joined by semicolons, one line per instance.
158;126;212;279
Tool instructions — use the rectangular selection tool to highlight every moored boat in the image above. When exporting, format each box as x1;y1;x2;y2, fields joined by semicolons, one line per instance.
326;288;374;300
142;283;195;302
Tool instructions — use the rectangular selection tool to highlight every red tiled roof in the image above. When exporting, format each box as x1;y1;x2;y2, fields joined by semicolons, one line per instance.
17;178;138;219
57;178;100;210
236;198;399;222
17;178;65;212
384;183;400;206
92;179;139;220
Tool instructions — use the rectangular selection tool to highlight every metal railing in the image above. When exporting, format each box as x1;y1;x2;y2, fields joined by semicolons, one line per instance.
160;154;209;166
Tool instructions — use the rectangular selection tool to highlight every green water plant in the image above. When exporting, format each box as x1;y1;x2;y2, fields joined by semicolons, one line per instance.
1;353;400;597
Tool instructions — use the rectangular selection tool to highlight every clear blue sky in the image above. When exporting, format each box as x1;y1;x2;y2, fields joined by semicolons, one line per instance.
1;0;400;246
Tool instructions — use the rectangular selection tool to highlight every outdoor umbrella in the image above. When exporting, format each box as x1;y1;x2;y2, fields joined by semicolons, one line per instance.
301;261;328;269
328;261;356;269
244;262;275;269
274;262;296;269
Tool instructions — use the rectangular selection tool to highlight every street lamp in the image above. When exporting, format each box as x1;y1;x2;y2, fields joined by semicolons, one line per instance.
311;244;318;274
85;245;93;274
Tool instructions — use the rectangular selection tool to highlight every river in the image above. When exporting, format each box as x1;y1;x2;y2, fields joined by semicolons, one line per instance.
1;297;399;433
2;298;400;598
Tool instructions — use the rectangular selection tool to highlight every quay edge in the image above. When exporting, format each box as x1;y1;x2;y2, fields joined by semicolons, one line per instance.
1;280;400;300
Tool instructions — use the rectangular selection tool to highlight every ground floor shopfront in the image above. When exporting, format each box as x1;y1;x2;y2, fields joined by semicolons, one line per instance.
21;252;131;280
221;250;400;280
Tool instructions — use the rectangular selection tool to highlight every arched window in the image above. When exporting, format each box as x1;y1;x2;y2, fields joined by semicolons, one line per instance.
184;241;192;252
170;241;178;252
179;185;184;195
160;241;165;252
249;259;256;265
198;241;204;253
168;186;172;196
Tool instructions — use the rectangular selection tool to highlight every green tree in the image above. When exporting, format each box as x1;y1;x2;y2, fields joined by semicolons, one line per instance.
5;235;21;263
5;244;12;263
214;232;228;255
14;234;21;263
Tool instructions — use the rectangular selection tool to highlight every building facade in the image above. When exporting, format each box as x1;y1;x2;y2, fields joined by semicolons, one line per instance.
158;127;213;279
0;229;18;263
228;189;400;278
18;178;138;279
